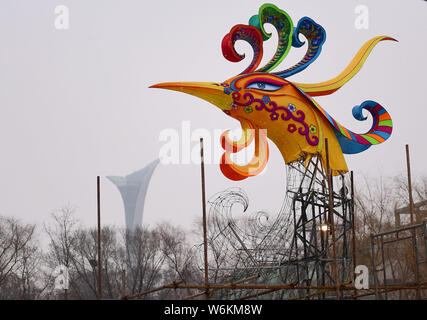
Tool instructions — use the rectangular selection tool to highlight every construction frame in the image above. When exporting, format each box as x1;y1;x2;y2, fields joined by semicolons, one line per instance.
117;143;426;300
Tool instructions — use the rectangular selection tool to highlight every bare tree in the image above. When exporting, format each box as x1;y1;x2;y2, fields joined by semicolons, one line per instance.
354;175;427;299
122;226;166;298
156;223;201;298
42;206;79;299
0;216;39;299
68;226;122;299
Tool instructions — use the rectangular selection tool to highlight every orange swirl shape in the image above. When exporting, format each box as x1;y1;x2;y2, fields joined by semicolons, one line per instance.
220;119;269;181
220;117;255;153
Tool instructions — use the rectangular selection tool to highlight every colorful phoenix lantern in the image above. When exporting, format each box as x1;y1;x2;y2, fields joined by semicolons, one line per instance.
151;3;395;180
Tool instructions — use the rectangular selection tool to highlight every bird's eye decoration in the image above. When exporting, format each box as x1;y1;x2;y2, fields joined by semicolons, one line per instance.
246;82;283;91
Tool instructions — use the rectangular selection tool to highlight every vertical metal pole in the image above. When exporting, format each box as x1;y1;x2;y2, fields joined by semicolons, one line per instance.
406;145;420;299
340;175;348;285
319;182;327;296
380;236;388;300
406;144;415;224
97;176;102;300
370;235;379;299
121;269;126;299
324;138;340;300
321;181;329;257
350;171;358;299
412;226;421;300
200;138;209;299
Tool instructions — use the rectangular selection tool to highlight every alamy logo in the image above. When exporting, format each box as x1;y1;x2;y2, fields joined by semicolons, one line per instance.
354;5;369;30
54;5;70;30
354;265;369;289
158;121;266;167
53;265;69;290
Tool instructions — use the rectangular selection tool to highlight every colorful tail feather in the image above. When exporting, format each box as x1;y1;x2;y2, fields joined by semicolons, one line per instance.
307;96;393;154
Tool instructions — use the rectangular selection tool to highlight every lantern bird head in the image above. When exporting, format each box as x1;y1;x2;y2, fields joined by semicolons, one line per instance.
151;3;395;181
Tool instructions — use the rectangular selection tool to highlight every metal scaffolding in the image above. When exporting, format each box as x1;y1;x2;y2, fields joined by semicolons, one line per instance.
370;222;427;300
119;144;426;301
199;154;354;300
278;157;353;299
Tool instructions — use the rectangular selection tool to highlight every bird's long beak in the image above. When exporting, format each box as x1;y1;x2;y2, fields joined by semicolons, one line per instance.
150;82;233;111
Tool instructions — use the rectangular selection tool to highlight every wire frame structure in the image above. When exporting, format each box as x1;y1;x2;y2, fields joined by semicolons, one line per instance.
370;222;427;300
201;156;354;300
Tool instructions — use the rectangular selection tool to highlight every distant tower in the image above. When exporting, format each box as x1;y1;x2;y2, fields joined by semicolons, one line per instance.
107;159;160;230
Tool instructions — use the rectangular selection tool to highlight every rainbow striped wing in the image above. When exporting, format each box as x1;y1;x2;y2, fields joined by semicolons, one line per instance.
302;91;392;154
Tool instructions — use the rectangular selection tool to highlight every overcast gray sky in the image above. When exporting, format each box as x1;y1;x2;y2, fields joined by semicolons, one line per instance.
0;0;426;231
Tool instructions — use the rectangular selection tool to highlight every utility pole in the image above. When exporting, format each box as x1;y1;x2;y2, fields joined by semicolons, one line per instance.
350;171;358;298
97;176;102;300
325;138;340;300
405;144;420;299
200;138;210;299
406;144;415;224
